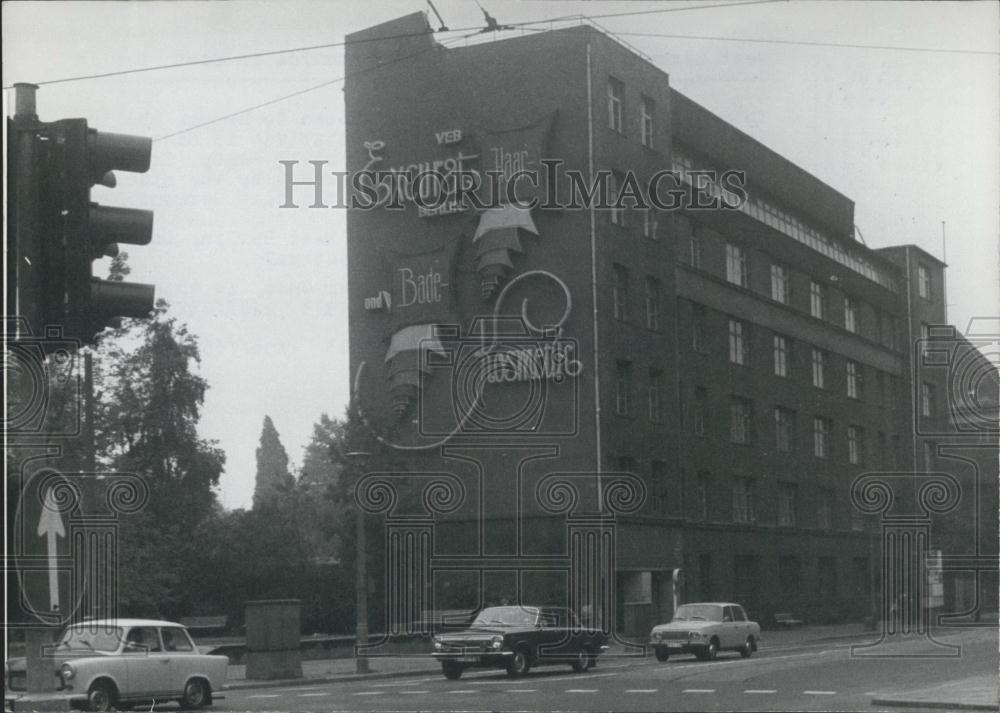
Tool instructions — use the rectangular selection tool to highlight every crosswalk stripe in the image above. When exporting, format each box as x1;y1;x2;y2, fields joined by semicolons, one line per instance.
804;690;837;695
683;688;716;693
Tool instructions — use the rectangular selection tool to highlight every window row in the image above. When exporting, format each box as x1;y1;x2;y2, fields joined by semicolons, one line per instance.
672;148;899;291
608;76;656;148
692;389;903;465
612;264;662;330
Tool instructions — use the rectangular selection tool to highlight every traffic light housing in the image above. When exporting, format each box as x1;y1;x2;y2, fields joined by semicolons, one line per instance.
40;118;156;344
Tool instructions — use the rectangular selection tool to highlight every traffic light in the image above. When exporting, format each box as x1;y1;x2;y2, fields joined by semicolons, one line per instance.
40;118;156;344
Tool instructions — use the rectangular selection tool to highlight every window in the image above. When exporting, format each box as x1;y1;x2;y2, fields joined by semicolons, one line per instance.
770;264;789;303
161;627;194;652
810;280;825;319
607;77;623;133
774;407;795;453
612;263;629;321
918;264;931;300
696;472;710;520
698;554;713;599
779;556;801;590
126;627;162;652
879;311;896;349
645;277;661;331
689;233;702;268
694;387;708;437
877;431;887;469
730;396;754;445
844;297;858;333
921;382;935;417
609;171;626;226
920;322;931;352
811;348;826;388
818;555;837;595
852;557;870;595
615;360;632;415
648;368;663;423
732;477;755;523
846;360;863;399
691;303;706;352
726;243;748;287
848;425;864;465
817;488;833;529
777;483;798;526
640;94;654;147
650;460;668;512
773;334;789;377
729;318;748;365
642;208;657;239
813;416;831;458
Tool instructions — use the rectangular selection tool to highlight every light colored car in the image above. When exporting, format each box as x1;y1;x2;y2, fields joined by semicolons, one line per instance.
5;618;228;711
648;602;760;662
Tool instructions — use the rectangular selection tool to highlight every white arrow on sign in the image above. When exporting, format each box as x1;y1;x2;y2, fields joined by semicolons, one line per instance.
36;488;66;612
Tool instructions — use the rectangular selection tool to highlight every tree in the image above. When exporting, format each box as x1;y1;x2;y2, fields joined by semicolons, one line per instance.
93;299;225;617
253;416;293;510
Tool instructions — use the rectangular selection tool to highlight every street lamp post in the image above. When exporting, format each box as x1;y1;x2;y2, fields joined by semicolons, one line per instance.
346;450;372;675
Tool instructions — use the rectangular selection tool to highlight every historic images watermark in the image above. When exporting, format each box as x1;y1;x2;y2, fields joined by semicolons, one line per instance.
277;159;748;213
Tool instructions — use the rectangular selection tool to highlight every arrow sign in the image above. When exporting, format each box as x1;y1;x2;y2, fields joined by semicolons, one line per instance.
36;488;66;612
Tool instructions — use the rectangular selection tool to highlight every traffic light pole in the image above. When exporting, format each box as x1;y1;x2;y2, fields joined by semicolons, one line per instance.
8;83;42;337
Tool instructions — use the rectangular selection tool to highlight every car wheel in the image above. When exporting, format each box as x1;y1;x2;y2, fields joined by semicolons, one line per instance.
697;638;718;661
181;677;211;709
442;661;463;680
740;636;754;658
654;647;670;662
506;648;530;677
87;681;116;712
571;647;593;673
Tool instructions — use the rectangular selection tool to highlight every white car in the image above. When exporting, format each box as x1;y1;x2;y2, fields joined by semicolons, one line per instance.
649;602;761;661
5;618;228;711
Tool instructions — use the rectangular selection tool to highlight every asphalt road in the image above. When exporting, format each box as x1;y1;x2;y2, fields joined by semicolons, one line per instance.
219;628;994;712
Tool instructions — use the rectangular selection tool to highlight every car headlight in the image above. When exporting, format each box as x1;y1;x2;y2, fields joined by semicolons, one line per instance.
60;663;75;680
651;631;662;641
491;635;503;650
433;637;443;650
689;631;704;639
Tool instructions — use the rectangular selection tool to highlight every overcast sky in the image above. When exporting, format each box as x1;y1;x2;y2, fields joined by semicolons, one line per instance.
5;1;998;510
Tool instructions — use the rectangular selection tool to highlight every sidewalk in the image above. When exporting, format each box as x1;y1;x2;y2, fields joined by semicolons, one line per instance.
872;674;998;711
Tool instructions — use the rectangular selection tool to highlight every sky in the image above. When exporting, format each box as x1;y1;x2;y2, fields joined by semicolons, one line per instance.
4;1;998;510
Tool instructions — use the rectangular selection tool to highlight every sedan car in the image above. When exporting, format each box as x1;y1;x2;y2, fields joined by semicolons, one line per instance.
432;605;607;679
5;618;228;711
648;602;760;661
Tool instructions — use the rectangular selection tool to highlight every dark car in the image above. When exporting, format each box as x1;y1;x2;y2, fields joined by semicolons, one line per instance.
432;605;607;679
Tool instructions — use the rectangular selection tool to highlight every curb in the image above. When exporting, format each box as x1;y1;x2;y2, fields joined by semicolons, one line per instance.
871;697;997;711
225;667;442;691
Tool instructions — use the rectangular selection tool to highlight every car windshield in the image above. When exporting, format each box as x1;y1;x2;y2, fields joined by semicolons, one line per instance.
472;606;539;627
58;626;124;652
672;605;723;622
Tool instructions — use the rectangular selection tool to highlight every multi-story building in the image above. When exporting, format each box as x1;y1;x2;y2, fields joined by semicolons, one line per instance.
342;13;997;637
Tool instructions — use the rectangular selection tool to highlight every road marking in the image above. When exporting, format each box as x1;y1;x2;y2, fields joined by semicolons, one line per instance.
469;672;615;684
803;690;837;695
745;689;776;694
248;694;280;699
400;690;429;694
352;691;383;696
683;688;716;693
505;689;537;693
626;689;658;693
565;689;598;693
299;692;331;697
448;690;476;694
